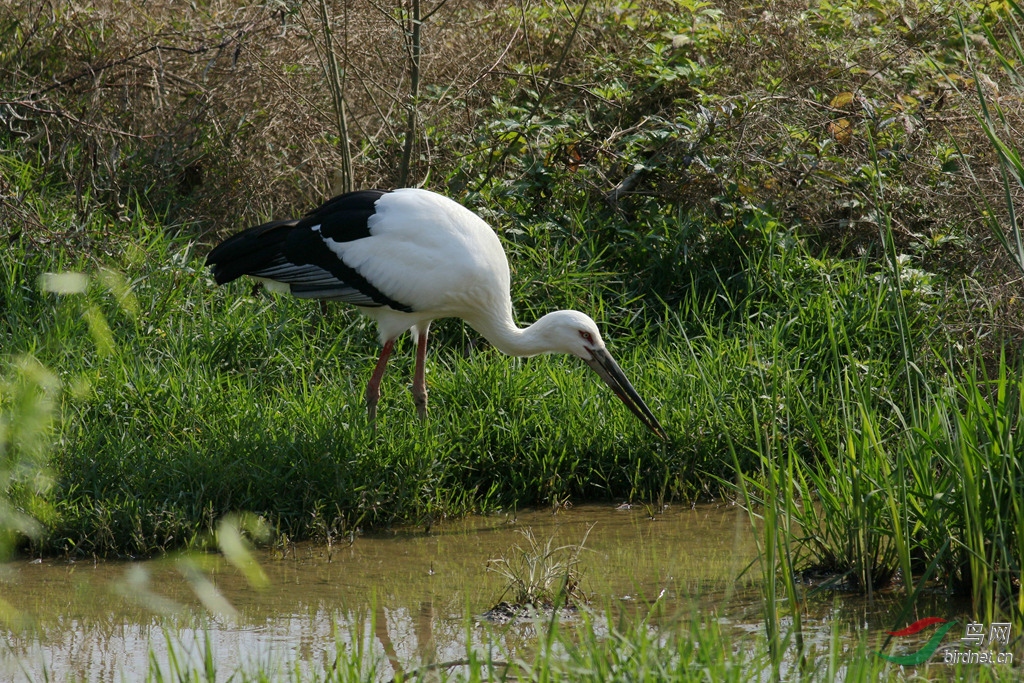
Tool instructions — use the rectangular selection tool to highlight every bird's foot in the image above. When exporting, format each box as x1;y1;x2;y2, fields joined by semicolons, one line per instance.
412;388;428;422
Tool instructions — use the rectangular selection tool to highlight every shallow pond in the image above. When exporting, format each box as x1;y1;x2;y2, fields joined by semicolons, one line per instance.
0;503;980;681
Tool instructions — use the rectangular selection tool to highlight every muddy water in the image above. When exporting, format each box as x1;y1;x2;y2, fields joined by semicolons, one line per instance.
0;504;956;681
0;504;760;680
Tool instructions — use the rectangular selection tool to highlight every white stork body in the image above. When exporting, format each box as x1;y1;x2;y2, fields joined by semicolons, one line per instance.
207;188;665;436
335;189;513;346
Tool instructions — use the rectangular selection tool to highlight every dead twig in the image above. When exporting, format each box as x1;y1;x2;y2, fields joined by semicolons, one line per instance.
23;20;271;99
1;100;149;139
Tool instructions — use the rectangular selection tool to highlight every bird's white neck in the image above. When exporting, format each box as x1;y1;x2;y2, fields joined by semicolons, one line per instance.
468;310;571;358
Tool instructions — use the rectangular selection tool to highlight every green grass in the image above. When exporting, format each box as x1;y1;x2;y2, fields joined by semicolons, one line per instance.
1;193;1015;597
0;211;915;551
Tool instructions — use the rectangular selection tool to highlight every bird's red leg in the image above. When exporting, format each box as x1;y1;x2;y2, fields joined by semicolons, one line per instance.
412;327;429;421
366;339;395;423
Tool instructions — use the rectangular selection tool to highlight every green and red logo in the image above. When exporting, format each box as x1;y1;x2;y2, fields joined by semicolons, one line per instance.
877;617;958;665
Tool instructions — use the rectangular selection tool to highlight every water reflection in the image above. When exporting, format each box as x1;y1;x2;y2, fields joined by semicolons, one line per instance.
0;504;759;680
0;502;951;681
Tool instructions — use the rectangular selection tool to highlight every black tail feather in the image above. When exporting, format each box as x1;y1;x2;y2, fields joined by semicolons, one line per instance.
206;219;298;285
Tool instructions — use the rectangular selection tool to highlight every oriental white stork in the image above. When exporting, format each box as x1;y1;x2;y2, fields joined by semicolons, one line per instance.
206;188;665;437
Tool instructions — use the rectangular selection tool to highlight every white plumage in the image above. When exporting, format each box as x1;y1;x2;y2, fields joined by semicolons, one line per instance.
207;188;665;436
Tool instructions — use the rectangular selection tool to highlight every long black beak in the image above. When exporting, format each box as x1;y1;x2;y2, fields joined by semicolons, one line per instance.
585;348;666;439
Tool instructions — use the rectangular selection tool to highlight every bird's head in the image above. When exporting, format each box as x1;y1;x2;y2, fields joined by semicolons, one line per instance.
533;310;607;360
535;310;666;439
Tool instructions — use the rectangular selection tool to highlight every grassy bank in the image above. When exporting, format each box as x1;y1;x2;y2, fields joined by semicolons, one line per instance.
0;200;943;553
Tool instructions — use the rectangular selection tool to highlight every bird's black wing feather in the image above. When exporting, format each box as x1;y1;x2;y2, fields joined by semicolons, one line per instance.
295;189;387;242
206;190;413;311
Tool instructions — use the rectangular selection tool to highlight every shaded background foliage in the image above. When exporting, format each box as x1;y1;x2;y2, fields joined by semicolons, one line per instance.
2;1;1015;269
